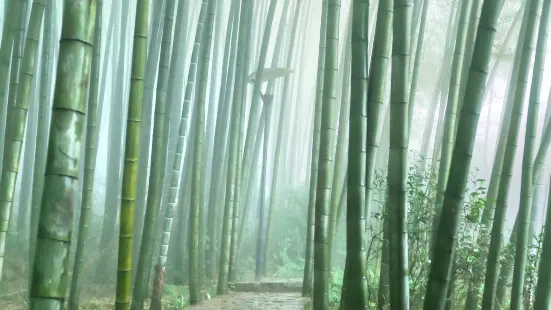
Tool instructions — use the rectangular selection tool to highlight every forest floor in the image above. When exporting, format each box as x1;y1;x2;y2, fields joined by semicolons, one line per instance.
0;265;310;310
188;292;311;309
186;278;312;309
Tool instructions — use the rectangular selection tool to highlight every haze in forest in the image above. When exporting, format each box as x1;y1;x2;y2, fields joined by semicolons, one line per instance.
1;0;551;309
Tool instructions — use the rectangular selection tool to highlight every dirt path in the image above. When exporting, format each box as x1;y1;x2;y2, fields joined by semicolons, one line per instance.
188;292;311;309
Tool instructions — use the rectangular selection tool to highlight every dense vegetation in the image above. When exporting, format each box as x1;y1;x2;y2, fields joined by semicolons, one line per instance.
2;0;551;310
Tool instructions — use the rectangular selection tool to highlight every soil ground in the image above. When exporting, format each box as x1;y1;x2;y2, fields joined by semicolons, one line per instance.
188;292;311;309
0;278;311;309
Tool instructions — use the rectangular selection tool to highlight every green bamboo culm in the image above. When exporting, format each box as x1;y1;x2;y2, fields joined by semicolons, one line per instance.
533;175;551;307
263;0;303;276
236;0;291;266
147;0;178;308
0;0;45;281
407;0;429;131
115;0;150;308
328;15;351;280
2;0;28;192
482;0;541;307
432;0;473;247
463;4;526;308
189;0;216;304
302;0;328;297
131;0;176;303
0;0;23;162
131;0;166;267
313;0;340;308
206;0;239;279
387;0;412;308
340;0;369;308
10;0;38;239
422;0;504;308
509;0;550;308
365;0;392;250
217;0;250;295
228;0;252;280
68;1;103;308
29;1;96;309
254;0;278;281
29;0;54;285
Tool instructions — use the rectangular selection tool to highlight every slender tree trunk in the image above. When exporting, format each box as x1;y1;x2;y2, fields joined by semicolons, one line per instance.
217;0;249;295
97;0;127;280
510;1;550;308
205;0;238;279
114;0;150;308
482;0;541;308
302;0;328;297
340;0;369;307
132;0;166;274
431;0;473;248
464;6;526;309
387;0;412;308
328;17;351;280
313;0;341;308
0;0;20;161
423;0;504;308
235;0;291;258
188;0;215;304
0;0;43;280
131;0;177;303
143;0;178;308
29;0;54;289
17;94;37;243
264;0;304;278
29;1;96;308
377;215;390;309
232;117;263;276
365;0;392;265
254;0;278;281
407;0;429;130
16;0;46;244
534;175;551;308
421;0;458;173
0;0;25;168
68;1;104;308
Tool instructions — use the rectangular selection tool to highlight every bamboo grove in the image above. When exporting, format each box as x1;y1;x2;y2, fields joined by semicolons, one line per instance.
4;0;551;309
